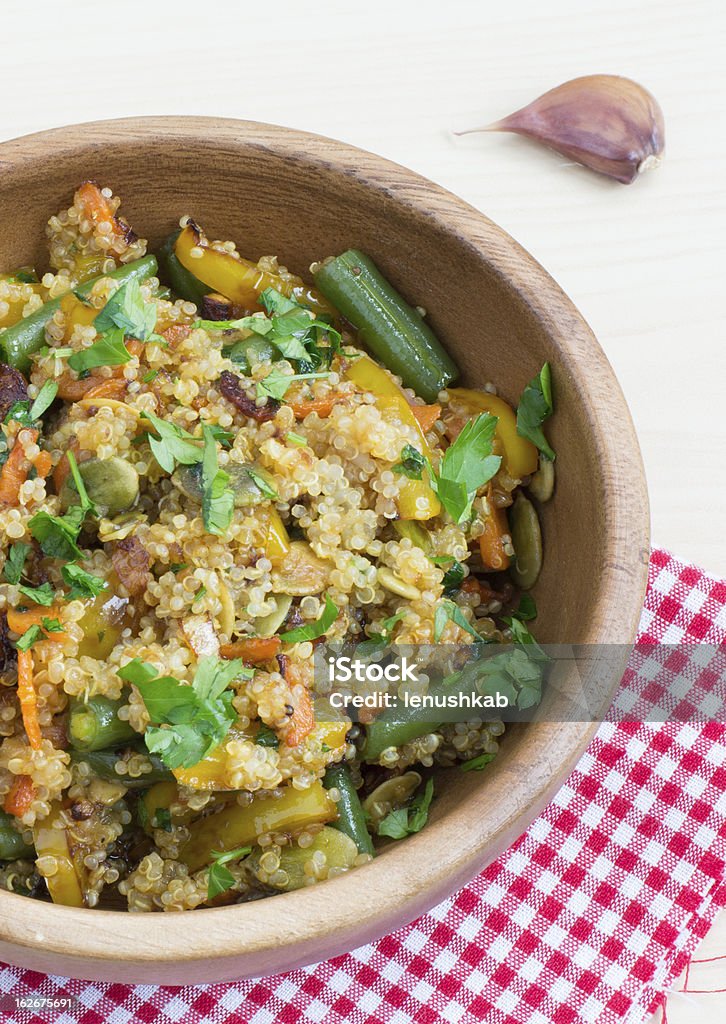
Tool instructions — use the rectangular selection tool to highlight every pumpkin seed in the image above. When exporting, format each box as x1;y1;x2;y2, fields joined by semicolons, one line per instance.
508;494;543;589
363;772;422;831
60;456;139;517
528;455;555;503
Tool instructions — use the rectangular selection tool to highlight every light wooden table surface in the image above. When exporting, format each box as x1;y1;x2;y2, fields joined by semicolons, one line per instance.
1;0;724;1017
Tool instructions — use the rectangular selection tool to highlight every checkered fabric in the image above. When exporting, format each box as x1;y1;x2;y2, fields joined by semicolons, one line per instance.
3;547;726;1024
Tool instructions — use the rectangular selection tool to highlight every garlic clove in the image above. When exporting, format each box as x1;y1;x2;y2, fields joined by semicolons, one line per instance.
457;75;665;184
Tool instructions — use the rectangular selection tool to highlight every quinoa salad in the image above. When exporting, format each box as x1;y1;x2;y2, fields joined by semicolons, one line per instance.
0;183;555;911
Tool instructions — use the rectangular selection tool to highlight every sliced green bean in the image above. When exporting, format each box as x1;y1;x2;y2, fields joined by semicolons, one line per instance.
323;763;375;856
68;695;136;752
68;748;173;788
0;255;158;373
157;230;209;306
0;809;34;860
313;250;458;403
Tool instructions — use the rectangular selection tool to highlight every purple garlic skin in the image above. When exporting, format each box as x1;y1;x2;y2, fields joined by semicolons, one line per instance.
464;75;665;184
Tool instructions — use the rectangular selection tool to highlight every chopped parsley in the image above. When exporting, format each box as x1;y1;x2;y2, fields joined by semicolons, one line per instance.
431;413;501;524
200;425;234;537
378;778;434;839
280;594;338;644
192;583;207;606
357;611;406;657
68;327;132;374
286;432;307;447
255;724;279;748
516;363;555;461
120;655;252;769
433;600;486;644
3;543;30;585
140;411;203;474
430;555;466;594
28;505;85;560
511;593;537;622
17;582;55;607
61;563;108;601
392;444;426;480
207;845;252;899
246;467;277;500
15;617;64;651
93;277;158;341
4;380;59;428
256;369;330;403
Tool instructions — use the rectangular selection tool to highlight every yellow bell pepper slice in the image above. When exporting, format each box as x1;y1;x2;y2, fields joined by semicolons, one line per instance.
32;804;85;907
447;388;538;480
345;355;440;520
60;292;98;342
175;224;335;316
0;275;44;329
181;780;336;871
265;508;291;564
140;781;180;833
173;725;253;791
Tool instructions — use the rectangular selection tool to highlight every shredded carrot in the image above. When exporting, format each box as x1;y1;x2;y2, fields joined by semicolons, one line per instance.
290;397;339;420
53;438;80;494
16;649;42;751
3;774;36;817
220;635;281;664
125;338;144;358
285;681;315;748
0;429;38;506
479;485;511;572
76;181;125;236
6;605;64;637
82;378;128;401
32;450;53;479
410;403;441;433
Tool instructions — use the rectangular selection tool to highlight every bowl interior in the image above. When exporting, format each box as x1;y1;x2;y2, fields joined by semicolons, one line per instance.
0;118;649;981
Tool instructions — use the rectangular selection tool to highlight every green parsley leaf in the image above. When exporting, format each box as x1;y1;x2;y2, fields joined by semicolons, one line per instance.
246;467;277;500
512;594;537;622
280;594;339;643
66;451;96;516
13;270;37;284
3;401;34;427
142;369;159;384
378;779;434;839
16;625;43;651
134;655;251;770
206;424;235;448
3;543;30;585
259;288;298;315
429;556;466;594
433;600;485;643
256;369;330;402
516;363;555;461
28;506;85;560
41;617;64;634
207;845;252;899
392;445;425;480
255;724;279;748
68;327;132;374
460;752;496;772
29;380;59;421
192;583;207;606
201;426;234;537
169;562;188;574
94;278;157;341
432;413;501;524
357;611;406;657
196;314;274;334
61;562;108;601
286;432;307;447
141;411;203;474
117;658;159;687
18;582;55;607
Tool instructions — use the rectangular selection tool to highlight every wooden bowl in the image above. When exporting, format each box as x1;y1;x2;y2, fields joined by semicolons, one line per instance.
0;117;649;983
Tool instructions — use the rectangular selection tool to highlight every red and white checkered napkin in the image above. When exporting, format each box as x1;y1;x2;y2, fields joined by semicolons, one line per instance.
3;547;726;1024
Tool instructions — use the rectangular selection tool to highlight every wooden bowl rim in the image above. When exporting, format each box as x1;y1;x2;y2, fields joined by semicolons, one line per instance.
0;116;649;975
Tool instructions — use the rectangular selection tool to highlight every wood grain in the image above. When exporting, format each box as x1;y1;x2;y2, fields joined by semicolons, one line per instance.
0;117;648;982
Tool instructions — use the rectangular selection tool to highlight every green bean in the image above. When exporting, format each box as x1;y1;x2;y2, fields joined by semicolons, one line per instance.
68;748;173;789
0;255;158;373
0;809;34;860
157;230;209;306
68;695;136;752
323;763;375;856
313;250;458;403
